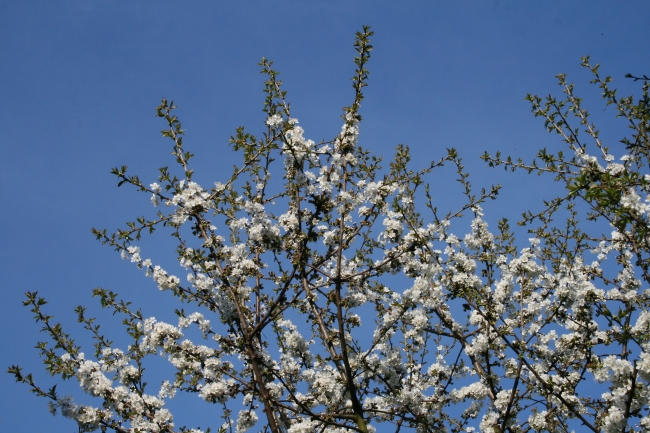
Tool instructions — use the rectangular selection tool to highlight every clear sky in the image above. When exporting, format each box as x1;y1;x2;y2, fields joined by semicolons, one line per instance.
2;1;650;431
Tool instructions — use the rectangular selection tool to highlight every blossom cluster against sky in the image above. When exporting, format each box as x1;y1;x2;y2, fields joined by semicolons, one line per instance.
2;1;650;431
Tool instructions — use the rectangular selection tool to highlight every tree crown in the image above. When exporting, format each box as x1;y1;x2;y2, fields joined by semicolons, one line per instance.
9;28;650;433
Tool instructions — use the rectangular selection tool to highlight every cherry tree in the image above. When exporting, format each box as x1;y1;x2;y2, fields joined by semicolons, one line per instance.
9;27;650;433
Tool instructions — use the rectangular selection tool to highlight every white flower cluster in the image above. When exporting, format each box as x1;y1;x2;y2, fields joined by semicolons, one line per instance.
620;187;650;216
139;317;183;353
152;265;181;291
178;311;211;338
277;319;312;362
335;111;360;150
48;395;108;432
236;409;258;433
266;114;283;127
283;120;319;169
47;349;179;433
150;182;162;206
165;180;211;224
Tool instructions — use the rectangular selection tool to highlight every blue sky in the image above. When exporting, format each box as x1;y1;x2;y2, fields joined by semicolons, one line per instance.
2;1;650;431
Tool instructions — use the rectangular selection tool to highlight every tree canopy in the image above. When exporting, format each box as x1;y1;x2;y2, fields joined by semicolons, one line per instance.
9;27;650;433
